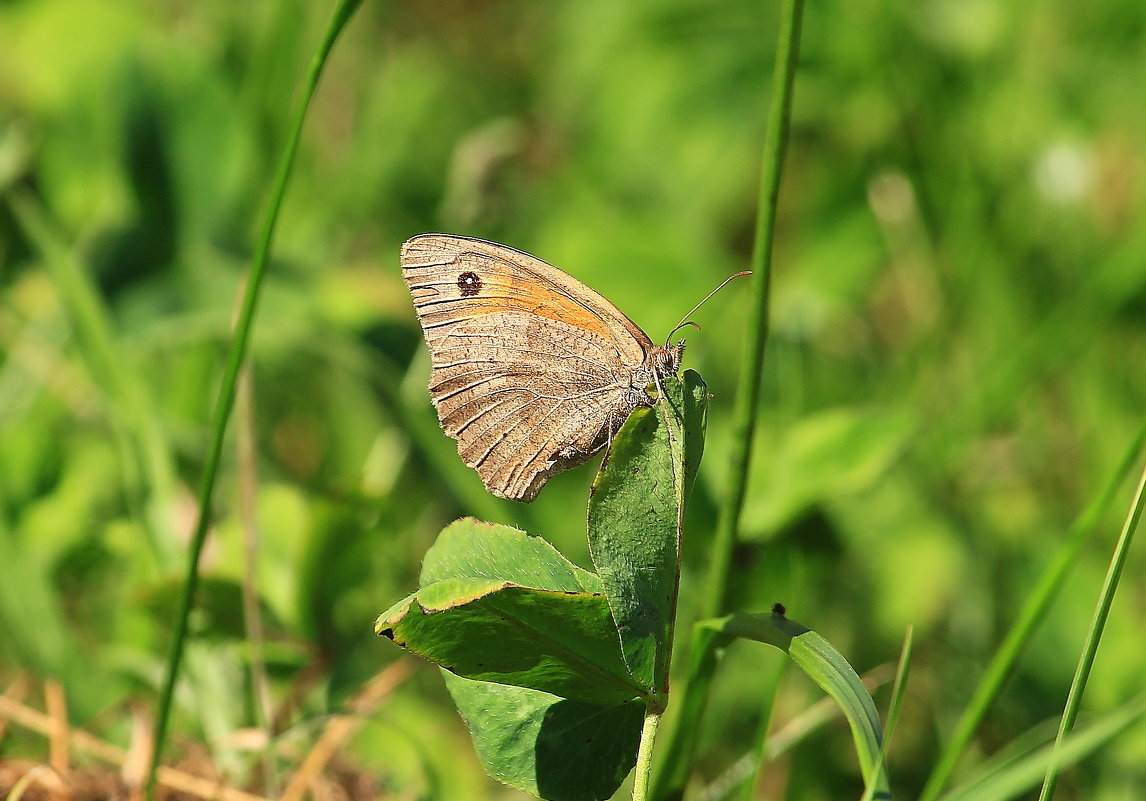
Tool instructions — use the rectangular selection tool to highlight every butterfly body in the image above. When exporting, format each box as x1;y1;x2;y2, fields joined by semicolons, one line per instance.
401;234;682;502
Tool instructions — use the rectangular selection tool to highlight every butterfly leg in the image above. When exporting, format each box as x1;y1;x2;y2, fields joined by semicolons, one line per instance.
556;444;586;460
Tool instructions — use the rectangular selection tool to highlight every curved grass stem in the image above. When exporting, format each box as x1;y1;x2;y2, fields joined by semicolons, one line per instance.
650;2;805;797
1037;462;1146;801
143;2;366;798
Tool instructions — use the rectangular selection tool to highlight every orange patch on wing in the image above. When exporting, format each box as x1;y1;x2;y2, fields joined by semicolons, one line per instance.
465;272;615;341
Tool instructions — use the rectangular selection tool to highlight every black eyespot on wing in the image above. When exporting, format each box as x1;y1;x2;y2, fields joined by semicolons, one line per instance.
457;271;482;296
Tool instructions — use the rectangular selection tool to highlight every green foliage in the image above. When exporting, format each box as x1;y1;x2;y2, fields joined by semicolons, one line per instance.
376;374;707;799
1;0;1145;799
703;611;892;800
376;371;893;801
380;577;641;705
587;371;707;697
443;674;644;801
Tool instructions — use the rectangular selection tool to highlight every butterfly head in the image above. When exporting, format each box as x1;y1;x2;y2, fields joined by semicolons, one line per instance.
652;341;685;380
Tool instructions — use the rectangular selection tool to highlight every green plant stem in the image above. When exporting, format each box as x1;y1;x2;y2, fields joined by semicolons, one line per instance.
143;2;365;798
881;626;913;761
704;2;803;619
633;708;664;801
920;421;1146;801
860;625;913;801
1037;462;1146;801
649;4;804;799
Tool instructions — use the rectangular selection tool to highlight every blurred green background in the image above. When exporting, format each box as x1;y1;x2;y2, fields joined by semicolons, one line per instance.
1;0;1144;798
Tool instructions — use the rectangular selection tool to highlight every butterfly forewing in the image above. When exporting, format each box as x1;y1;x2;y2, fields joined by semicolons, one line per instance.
401;234;656;501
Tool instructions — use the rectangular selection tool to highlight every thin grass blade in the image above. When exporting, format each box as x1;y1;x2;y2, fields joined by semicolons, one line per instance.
1037;462;1146;801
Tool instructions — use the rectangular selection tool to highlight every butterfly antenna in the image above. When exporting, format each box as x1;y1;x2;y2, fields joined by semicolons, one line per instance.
666;270;752;344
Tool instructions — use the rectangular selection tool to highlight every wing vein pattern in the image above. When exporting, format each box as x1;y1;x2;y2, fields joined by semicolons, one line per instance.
401;234;657;501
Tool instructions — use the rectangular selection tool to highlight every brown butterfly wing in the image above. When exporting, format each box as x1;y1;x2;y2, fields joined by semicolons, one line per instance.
401;234;656;502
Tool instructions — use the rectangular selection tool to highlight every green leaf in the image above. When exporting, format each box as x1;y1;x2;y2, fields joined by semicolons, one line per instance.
586;372;707;697
377;579;642;706
443;672;644;801
704;611;892;800
378;383;707;795
419;517;602;593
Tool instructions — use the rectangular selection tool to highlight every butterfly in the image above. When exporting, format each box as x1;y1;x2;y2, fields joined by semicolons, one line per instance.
400;234;687;502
